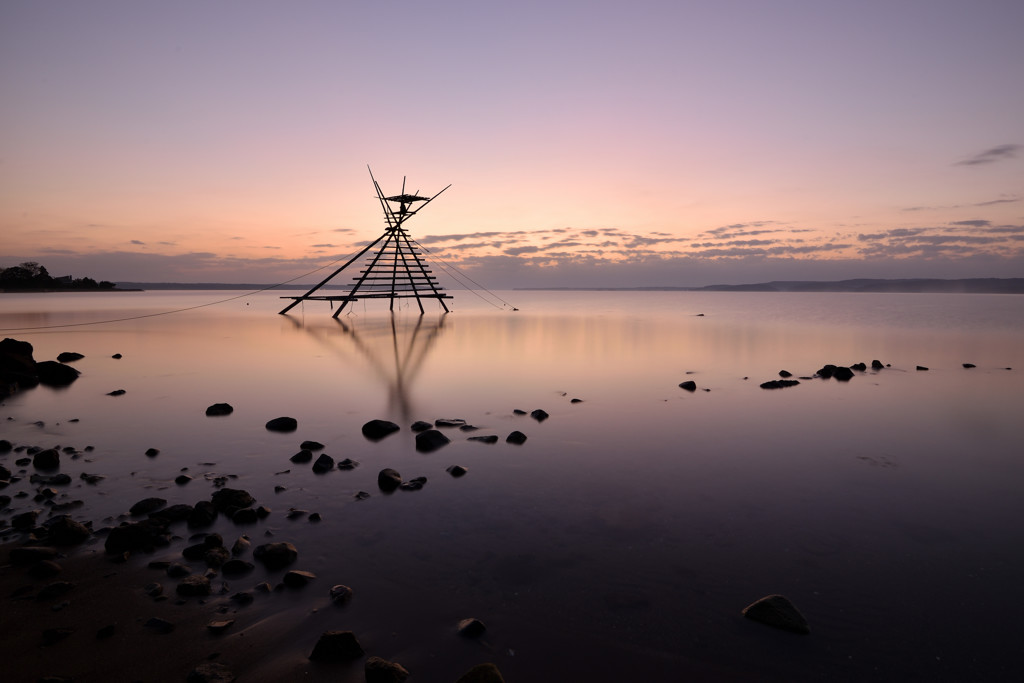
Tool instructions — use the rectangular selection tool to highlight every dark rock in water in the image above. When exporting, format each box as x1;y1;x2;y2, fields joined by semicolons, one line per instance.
265;416;298;432
447;465;468;477
30;560;63;578
457;617;487;638
833;366;854;381
963;363;976;369
33;448;60;470
330;584;353;605
175;474;192;485
570;397;583;403
455;663;506;683
188;501;217;528
167;563;192;578
231;591;255;605
309;630;364;661
871;359;885;369
187;662;235;683
176;574;212;596
459;424;479;432
0;439;12;453
182;543;211;561
0;464;10;481
231;536;251;556
150;503;194;523
290;449;313;463
362;419;400;441
300;440;324;450
468;435;499;444
778;370;792;378
311;453;335;474
365;656;410;683
145;617;176;634
434;418;466;428
678;380;697;392
144;447;160;457
530;409;549;422
44;516;91;545
760;379;801;390
206;619;235;635
506;431;527;445
12;508;41;529
816;364;837;378
36;360;81;386
337;458;358;470
283;569;316;588
104;518;170;553
57;352;84;363
0;493;11;508
354;491;371;501
111;353;122;359
253;541;298;570
851;362;867;372
410;421;432;432
205;403;233;416
400;476;427;491
512;409;527;415
916;365;929;371
9;546;59;565
741;594;810;634
416;429;450;453
211;488;255;513
130;497;167;516
107;389;127;396
378;468;402;492
231;508;258;524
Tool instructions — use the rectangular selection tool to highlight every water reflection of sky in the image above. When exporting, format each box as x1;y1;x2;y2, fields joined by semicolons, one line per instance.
2;290;1023;680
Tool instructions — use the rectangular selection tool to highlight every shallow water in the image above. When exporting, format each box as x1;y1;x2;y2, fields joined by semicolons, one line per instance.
2;290;1023;681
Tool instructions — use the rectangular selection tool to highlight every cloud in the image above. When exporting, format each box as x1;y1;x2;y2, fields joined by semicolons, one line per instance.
974;197;1019;207
130;239;145;245
955;144;1020;166
951;220;991;228
504;245;542;256
311;243;336;248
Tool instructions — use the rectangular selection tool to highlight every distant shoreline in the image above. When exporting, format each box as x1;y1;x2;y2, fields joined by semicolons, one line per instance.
516;278;1024;294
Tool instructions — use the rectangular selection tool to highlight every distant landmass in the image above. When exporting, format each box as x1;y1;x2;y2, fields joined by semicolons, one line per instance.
518;278;1024;294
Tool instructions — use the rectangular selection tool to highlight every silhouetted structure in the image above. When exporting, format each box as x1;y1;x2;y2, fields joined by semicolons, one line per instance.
280;169;452;316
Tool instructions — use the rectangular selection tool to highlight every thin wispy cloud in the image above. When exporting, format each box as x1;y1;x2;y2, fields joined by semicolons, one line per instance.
955;144;1020;166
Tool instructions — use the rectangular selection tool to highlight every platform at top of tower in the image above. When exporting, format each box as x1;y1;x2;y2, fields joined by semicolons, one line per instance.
386;193;430;203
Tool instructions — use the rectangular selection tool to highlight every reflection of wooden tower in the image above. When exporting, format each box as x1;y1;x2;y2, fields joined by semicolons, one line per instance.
280;168;453;316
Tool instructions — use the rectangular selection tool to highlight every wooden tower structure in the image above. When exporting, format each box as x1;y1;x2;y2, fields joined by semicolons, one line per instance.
280;169;453;316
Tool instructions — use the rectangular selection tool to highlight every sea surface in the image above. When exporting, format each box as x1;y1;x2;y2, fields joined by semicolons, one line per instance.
2;289;1023;681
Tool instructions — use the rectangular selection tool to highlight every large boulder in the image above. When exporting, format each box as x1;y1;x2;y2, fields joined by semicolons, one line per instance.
1;337;40;393
415;429;450;453
35;360;80;386
57;352;84;363
32;448;61;470
211;488;255;513
362;419;400;441
311;453;334;474
265;416;297;432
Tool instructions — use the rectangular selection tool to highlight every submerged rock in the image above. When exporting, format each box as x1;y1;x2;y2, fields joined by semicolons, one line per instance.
176;574;212;597
311;453;334;474
36;360;80;386
457;618;487;638
377;468;402;492
300;440;325;450
265;416;298;432
290;449;313;463
415;429;450;453
410;421;432;432
253;541;297;570
309;630;364;661
211;488;255;513
741;594;810;634
329;584;353;605
506;431;527;445
447;465;468;477
871;359;885;369
205;403;233;416
760;379;800;390
455;663;506;683
365;656;410;683
468;435;499;444
33;448;60;470
56;352;84;363
362;419;400;441
678;380;697;392
530;409;550;422
129;497;167;516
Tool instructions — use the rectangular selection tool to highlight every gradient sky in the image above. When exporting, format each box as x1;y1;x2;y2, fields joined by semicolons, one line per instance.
2;0;1022;288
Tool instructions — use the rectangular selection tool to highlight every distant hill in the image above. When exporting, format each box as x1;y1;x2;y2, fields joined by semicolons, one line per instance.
699;278;1024;293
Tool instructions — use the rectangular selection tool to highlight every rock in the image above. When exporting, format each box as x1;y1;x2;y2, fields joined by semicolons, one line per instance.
44;515;91;545
337;458;358;470
354;491;371;500
399;476;427;491
204;546;230;567
311;453;334;474
833;366;854;381
188;501;218;528
111;353;123;359
760;379;800;390
205;403;233;416
362;419;400;440
167;563;192;578
741;594;810;634
9;546;59;565
176;574;211;597
211;488;255;513
222;559;254;576
816;364;837;378
329;584;353;605
434;418;467;428
415;429;450;453
187;662;235;683
365;656;410;683
0;439;12;453
230;591;255;605
104;518;171;554
144;582;164;597
232;508;258;524
80;472;104;484
506;431;527;445
300;440;324;450
308;630;364;661
11;509;40;531
144;617;175;634
129;497;167;516
265;416;298;432
570;398;583;403
530;409;549;421
231;536;251;556
378;468;402;492
206;619;235;634
851;362;867;372
678;380;697;392
457;617;487;638
37;580;76;601
512;409;527;415
778;370;792;378
455;663;506;683
963;363;976;369
175;474;193;485
290;449;313;463
459;424;479;432
33;448;61;470
30;560;63;578
283;570;316;588
871;359;885;369
253;541;298;570
149;503;195;523
468;435;498;444
36;360;80;386
447;465;468;477
916;365;929;371
410;420;432;432
107;389;126;396
56;352;84;363
144;447;160;457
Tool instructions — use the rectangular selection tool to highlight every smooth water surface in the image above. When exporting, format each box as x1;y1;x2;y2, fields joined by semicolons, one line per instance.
2;290;1023;681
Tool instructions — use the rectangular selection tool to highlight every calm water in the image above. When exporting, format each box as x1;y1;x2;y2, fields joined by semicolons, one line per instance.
2;290;1024;681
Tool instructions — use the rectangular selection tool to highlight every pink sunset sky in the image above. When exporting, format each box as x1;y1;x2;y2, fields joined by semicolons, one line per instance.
2;1;1022;288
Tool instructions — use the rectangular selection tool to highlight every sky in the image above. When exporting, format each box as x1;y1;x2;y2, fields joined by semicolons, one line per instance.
2;0;1023;288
